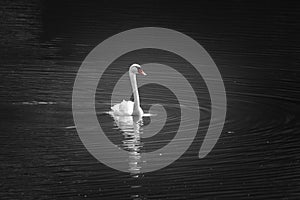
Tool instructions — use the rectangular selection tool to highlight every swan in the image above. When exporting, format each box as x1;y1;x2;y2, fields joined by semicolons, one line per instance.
110;63;147;116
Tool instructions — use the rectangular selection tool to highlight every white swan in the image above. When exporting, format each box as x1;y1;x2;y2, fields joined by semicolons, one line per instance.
110;64;147;116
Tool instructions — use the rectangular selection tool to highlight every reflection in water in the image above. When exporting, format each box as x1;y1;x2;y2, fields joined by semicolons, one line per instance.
110;114;146;199
110;114;144;174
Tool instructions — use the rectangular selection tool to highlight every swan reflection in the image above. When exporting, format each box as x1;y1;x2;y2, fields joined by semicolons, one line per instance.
110;114;144;174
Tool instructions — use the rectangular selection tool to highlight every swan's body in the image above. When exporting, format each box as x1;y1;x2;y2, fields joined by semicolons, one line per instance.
111;64;146;116
111;100;134;116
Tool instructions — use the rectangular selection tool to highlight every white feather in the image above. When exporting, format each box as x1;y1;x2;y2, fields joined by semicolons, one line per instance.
111;100;134;116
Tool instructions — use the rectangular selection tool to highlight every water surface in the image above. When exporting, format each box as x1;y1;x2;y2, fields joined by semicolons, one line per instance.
0;1;299;199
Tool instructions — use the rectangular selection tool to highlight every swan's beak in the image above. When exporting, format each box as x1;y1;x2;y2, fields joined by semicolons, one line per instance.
138;68;147;76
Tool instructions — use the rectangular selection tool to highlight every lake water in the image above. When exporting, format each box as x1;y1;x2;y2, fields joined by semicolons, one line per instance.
0;1;299;199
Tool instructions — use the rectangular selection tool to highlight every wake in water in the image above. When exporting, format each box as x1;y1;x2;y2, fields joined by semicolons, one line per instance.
13;101;57;105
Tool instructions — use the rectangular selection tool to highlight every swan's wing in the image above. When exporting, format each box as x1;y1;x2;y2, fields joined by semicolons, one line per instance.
119;100;134;115
111;100;134;116
111;103;120;115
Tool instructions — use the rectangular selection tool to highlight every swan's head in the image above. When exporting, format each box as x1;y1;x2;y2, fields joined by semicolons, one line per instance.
129;63;147;76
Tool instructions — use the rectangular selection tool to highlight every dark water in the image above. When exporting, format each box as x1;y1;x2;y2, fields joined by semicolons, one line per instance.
1;1;299;199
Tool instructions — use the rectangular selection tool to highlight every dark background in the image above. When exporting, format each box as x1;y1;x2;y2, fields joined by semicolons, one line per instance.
0;0;299;199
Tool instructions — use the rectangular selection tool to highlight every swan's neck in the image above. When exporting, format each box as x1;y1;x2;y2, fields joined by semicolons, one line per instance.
129;72;140;109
